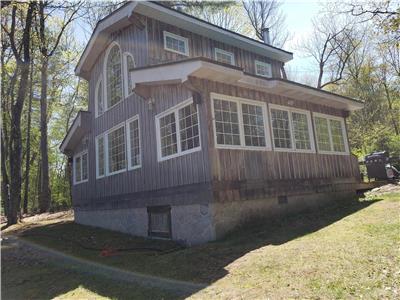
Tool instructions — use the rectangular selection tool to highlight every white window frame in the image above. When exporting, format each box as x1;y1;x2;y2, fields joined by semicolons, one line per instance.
255;60;272;78
155;98;201;162
126;115;142;171
211;93;272;151
105;121;127;176
313;112;349;155
103;41;124;112
163;31;189;56
95;78;104;118
95;134;106;179
123;52;135;98
268;104;316;153
214;48;235;65
73;150;89;185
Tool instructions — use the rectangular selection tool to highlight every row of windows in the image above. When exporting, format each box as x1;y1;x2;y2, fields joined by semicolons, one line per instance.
163;31;272;78
75;95;348;184
211;93;348;154
95;43;135;118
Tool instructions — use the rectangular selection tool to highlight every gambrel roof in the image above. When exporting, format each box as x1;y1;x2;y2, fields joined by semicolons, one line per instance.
75;1;293;79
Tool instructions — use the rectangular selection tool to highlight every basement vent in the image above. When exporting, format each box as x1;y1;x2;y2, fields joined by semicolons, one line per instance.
147;205;171;239
278;195;288;205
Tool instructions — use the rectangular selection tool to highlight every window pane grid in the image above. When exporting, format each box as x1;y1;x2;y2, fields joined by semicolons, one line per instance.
215;49;234;65
97;137;105;176
126;55;135;94
75;156;81;182
315;117;331;151
291;112;311;150
242;103;266;147
179;103;200;152
81;153;88;181
255;61;272;77
108;126;126;173
165;35;186;54
160;112;178;158
214;99;241;146
96;80;103;116
107;45;122;108
129;119;141;167
271;109;292;149
330;119;346;152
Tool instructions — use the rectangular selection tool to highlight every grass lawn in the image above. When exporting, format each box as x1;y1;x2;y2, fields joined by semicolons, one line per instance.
3;192;400;299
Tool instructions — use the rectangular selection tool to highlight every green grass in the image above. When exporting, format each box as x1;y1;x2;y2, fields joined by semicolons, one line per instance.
1;245;178;300
4;192;400;299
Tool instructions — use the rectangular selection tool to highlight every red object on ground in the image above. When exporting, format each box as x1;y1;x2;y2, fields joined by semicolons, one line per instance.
100;248;117;257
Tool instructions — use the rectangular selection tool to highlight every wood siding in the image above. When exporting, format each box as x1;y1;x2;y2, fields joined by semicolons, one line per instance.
145;15;283;77
72;13;359;210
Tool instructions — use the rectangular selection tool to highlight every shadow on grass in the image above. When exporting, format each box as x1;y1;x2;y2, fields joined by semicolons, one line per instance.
3;196;382;299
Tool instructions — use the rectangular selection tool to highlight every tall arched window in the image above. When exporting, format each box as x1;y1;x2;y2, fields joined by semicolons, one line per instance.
123;53;135;98
105;43;122;109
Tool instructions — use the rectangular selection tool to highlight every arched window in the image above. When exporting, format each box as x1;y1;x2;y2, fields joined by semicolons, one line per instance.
95;78;103;117
123;53;135;97
105;43;122;109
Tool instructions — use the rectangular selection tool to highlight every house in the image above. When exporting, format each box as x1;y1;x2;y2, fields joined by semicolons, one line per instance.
60;1;363;245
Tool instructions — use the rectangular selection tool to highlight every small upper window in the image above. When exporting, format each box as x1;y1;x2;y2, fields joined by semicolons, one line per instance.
255;60;272;78
123;53;135;98
105;43;123;109
163;31;189;56
215;48;235;65
95;78;103;117
74;151;88;184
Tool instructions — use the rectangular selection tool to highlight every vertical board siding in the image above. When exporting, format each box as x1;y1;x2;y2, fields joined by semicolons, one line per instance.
191;78;359;185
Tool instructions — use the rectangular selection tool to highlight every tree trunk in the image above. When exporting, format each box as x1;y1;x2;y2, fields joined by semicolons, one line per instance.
8;62;30;225
382;82;399;136
1;132;10;217
23;62;34;214
38;56;51;212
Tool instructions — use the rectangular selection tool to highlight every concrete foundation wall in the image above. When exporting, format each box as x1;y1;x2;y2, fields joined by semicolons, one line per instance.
74;203;215;246
211;190;356;239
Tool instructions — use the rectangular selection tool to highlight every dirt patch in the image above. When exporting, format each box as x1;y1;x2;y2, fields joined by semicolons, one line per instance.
366;182;400;196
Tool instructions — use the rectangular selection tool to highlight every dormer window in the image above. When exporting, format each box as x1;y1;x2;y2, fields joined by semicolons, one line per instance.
215;48;235;65
105;43;123;109
123;52;135;98
163;31;189;56
255;60;272;78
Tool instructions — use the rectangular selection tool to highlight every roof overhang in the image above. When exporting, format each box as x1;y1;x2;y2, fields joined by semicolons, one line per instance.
60;111;91;155
130;58;364;112
75;2;293;79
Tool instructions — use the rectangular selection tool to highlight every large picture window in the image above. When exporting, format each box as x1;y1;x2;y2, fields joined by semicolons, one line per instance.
105;43;122;109
74;151;88;184
314;113;348;154
156;98;200;161
212;93;270;150
269;105;314;152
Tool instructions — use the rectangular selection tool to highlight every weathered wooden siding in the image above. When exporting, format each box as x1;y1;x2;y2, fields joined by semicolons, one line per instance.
72;18;213;210
188;78;360;201
146;16;283;77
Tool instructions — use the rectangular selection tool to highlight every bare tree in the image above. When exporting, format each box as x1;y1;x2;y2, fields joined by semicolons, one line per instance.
186;3;252;35
301;12;364;89
242;0;289;47
36;1;82;213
